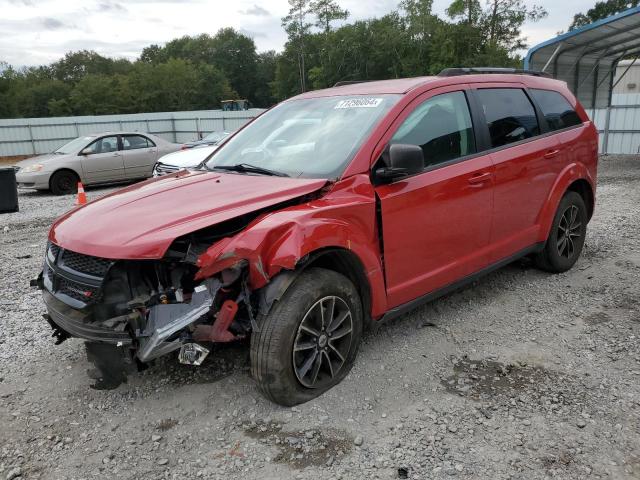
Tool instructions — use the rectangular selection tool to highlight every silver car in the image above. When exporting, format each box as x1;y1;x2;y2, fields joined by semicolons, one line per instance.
15;132;180;195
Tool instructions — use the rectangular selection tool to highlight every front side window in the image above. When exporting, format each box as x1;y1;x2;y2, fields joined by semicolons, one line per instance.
86;136;119;154
205;95;400;179
55;136;96;155
476;88;540;148
391;91;476;168
529;89;582;131
122;135;154;150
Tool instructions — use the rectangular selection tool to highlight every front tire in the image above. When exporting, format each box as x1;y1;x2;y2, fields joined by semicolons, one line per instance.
250;268;363;406
535;191;587;273
50;170;79;195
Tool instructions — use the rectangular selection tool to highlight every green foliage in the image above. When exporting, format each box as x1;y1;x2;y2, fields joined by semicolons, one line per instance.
0;0;548;118
570;0;639;30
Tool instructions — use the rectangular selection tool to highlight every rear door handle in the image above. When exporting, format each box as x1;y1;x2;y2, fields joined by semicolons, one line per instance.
544;149;561;159
468;172;493;185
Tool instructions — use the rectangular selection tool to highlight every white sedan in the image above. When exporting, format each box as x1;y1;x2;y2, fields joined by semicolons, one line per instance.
152;144;218;177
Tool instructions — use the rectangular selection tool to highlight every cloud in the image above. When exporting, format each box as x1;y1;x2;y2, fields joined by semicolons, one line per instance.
40;17;72;30
240;4;270;16
96;1;126;12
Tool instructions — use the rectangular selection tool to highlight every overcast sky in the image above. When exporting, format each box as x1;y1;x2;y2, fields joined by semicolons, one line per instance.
0;0;593;67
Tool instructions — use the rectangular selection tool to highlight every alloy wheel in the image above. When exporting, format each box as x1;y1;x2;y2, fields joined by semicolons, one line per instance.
557;205;581;259
293;296;353;389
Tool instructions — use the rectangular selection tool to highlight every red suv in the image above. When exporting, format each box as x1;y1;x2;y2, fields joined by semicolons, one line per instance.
37;68;598;405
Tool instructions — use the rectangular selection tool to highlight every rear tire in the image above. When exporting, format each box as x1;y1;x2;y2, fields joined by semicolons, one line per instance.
50;170;79;195
250;268;363;406
535;191;587;273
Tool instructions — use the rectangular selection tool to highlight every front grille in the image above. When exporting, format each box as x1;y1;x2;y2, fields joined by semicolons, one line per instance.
154;162;180;176
45;242;112;307
60;249;112;277
58;277;101;303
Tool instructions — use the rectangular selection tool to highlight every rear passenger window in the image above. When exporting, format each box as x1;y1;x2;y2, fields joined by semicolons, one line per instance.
476;89;539;148
391;91;476;168
530;89;582;131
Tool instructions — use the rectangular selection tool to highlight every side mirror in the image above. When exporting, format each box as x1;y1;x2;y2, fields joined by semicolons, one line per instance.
80;148;92;156
375;144;424;183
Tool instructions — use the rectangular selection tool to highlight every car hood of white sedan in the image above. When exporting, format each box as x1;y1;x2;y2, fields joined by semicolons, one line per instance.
157;145;218;168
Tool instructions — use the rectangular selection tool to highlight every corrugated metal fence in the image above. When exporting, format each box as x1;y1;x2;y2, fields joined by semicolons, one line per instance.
0;109;265;157
589;94;640;154
1;101;639;156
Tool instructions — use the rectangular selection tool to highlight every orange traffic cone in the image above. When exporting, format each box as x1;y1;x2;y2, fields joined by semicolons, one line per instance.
74;182;87;206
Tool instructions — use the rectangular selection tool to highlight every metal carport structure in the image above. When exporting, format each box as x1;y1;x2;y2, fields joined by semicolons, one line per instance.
524;6;640;109
525;7;640;154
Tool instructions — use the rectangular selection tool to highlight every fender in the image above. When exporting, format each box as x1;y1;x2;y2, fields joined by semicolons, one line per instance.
536;161;596;243
194;174;388;318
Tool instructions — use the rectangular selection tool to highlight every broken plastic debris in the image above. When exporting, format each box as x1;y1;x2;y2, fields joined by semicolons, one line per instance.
178;343;210;366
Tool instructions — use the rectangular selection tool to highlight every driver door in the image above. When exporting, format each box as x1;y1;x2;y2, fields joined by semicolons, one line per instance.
374;87;495;308
80;135;125;183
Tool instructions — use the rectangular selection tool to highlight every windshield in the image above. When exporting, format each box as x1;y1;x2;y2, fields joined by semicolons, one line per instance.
203;131;230;143
55;136;95;155
205;95;400;178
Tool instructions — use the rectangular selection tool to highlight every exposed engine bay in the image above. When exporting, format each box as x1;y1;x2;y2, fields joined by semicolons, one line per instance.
36;212;266;375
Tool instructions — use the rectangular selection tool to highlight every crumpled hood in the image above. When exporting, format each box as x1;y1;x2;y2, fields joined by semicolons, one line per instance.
49;170;327;259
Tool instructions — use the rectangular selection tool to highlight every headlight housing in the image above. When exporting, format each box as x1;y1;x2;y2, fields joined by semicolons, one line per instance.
20;164;44;173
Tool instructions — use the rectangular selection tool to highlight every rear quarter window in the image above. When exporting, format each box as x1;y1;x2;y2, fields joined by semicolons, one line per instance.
529;89;583;131
476;88;540;148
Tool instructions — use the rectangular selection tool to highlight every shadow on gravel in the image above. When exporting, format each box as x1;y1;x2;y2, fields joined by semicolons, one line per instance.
146;342;249;387
242;421;352;469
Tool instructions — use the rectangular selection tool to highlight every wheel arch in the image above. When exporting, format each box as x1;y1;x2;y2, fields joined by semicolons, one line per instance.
49;168;81;190
567;178;594;220
257;247;374;329
537;163;595;243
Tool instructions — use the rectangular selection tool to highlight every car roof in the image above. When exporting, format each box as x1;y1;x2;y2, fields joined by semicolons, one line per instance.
290;74;570;100
84;131;158;137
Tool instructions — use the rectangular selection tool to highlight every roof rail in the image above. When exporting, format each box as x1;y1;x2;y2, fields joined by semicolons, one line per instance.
333;80;370;87
438;67;552;78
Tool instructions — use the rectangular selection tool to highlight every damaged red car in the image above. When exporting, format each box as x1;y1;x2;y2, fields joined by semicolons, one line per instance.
36;68;598;405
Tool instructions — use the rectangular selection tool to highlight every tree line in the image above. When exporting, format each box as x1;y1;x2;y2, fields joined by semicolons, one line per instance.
0;0;619;119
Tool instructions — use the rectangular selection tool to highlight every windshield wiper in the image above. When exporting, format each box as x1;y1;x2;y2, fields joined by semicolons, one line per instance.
212;163;289;177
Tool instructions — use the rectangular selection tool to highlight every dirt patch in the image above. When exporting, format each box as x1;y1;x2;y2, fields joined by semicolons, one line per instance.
584;311;611;325
0;155;28;165
242;421;352;469
157;418;179;431
442;358;553;400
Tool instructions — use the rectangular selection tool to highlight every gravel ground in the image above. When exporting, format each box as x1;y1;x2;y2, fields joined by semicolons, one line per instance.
1;157;639;480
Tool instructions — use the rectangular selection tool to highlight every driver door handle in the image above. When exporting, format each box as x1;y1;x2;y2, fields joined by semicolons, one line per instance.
468;172;493;185
544;149;561;159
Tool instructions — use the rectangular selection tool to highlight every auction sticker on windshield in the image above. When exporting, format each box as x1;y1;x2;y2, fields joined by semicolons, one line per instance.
334;98;383;109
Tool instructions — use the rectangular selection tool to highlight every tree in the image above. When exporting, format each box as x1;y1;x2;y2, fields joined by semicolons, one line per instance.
310;0;349;33
282;0;313;92
137;30;258;103
446;0;482;25
51;50;132;84
570;0;640;30
481;0;547;53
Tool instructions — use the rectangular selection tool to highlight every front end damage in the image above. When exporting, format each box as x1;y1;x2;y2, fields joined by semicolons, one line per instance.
35;174;384;388
37;216;265;373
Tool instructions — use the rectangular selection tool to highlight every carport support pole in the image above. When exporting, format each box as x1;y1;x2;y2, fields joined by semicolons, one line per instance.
603;106;612;154
27;123;36;155
542;43;563;72
611;57;638;89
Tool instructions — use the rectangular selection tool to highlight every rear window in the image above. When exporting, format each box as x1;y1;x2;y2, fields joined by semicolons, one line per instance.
476;88;540;148
530;89;582;131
